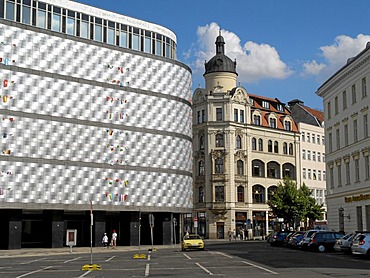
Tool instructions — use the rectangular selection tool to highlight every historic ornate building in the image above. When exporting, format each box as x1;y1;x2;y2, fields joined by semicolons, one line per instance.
192;33;300;239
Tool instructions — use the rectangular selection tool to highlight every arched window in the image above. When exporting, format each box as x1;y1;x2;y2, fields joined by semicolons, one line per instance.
199;136;204;150
289;143;293;155
283;163;296;179
198;160;204;176
237;186;244;203
237;160;244;175
274;141;279;153
268;140;273;152
267;161;281;179
236;135;242;149
267;186;277;201
252;185;265;203
283;142;288;154
215;157;224;174
252;159;265;177
254;115;261;125
216;134;224;147
252;137;257;150
258;138;263;151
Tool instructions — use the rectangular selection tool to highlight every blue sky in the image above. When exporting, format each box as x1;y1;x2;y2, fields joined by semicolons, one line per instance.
79;0;370;110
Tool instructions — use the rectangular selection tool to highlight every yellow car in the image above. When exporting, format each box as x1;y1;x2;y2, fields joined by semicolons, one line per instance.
181;234;205;251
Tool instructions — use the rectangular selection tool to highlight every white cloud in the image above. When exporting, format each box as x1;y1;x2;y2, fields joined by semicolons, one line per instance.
192;22;292;83
303;34;370;77
302;60;326;76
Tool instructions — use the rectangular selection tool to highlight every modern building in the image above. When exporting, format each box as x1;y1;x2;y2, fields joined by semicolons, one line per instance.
0;0;192;249
317;42;370;233
192;33;300;239
289;100;327;224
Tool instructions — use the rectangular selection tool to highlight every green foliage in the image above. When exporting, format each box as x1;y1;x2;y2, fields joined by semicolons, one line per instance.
267;177;324;227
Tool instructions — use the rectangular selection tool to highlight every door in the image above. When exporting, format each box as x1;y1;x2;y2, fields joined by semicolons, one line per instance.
216;222;224;239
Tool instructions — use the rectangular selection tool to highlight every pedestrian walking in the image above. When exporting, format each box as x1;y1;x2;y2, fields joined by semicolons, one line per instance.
102;233;109;248
228;228;232;241
111;230;117;249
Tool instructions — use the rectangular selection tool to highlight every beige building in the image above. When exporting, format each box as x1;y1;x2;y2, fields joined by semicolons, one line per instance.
317;42;370;233
289;100;327;223
192;34;300;239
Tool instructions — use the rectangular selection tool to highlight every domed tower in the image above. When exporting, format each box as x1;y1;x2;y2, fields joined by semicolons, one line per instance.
204;31;238;92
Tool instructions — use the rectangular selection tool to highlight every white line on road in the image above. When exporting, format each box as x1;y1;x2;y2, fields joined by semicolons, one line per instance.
78;270;92;277
16;266;52;278
183;253;192;260
105;256;115;262
242;261;278;275
20;258;46;265
215;252;233;259
63;257;82;264
145;263;150;277
196;262;214;275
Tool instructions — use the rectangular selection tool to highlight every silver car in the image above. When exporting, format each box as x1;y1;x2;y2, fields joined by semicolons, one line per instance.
351;232;370;257
334;233;354;254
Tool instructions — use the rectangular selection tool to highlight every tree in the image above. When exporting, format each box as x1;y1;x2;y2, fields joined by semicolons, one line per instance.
267;177;324;229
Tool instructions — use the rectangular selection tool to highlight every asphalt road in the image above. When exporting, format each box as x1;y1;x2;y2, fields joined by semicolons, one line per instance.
0;241;369;277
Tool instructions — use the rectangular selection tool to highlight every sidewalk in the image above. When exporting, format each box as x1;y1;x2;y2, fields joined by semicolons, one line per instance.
0;245;174;258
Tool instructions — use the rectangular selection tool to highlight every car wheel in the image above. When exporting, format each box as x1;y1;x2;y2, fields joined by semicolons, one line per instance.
317;245;326;252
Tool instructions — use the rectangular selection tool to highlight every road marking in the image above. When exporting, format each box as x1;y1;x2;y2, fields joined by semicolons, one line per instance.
144;263;150;277
78;270;92;277
215;252;233;259
183;253;192;260
242;261;278;275
105;256;115;262
16;266;52;278
196;262;213;275
63;257;82;263
20;258;46;265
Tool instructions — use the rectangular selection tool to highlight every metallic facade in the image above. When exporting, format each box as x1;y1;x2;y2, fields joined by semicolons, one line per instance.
0;16;192;213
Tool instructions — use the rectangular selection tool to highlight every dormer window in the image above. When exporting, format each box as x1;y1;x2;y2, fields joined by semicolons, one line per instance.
254;115;261;125
284;120;292;131
270;118;277;128
262;101;270;109
277;104;284;112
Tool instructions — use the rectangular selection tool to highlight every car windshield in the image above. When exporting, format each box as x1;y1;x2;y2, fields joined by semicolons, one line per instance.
185;235;201;240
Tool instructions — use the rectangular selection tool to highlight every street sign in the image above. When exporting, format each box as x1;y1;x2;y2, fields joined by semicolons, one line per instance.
194;217;198;221
149;213;155;228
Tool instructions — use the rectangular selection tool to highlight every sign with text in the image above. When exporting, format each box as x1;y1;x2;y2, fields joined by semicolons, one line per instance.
66;229;77;246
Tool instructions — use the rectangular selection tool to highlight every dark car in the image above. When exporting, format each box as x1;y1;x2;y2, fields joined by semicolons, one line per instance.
307;231;343;252
287;231;304;248
270;231;290;246
282;232;295;247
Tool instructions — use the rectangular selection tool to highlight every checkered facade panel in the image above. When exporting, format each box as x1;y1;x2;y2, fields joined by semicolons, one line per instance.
0;161;193;208
0;24;193;210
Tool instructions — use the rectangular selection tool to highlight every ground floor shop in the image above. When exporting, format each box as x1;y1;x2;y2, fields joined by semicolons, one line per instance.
193;209;273;240
0;209;183;250
327;192;370;233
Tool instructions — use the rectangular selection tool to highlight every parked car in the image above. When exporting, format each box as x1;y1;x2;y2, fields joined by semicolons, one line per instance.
282;232;296;247
287;231;304;248
297;230;320;250
351;232;370;258
334;233;354;254
181;234;204;251
270;231;290;246
307;231;343;252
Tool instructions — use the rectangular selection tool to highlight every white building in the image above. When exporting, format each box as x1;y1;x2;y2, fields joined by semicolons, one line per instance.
0;0;192;249
192;34;300;239
289;100;327;224
317;42;370;233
